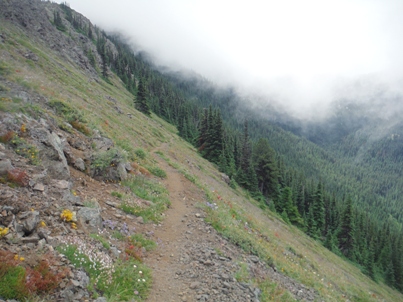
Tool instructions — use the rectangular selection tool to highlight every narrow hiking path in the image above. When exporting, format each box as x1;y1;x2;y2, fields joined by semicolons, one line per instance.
143;145;317;301
145;158;204;302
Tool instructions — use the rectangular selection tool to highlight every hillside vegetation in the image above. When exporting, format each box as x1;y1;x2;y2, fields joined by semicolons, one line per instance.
0;1;402;301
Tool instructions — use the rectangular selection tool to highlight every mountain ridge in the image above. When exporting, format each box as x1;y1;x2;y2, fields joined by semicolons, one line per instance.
0;1;402;301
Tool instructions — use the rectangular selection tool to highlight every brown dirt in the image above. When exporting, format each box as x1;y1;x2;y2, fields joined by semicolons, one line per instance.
144;158;206;302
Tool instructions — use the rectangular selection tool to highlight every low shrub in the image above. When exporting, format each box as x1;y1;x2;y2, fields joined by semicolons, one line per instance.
91;148;125;171
8;135;39;165
134;148;147;160
129;234;157;251
0;250;67;300
48;99;85;123
0;131;14;143
7;168;29;187
70;120;92;136
146;166;167;178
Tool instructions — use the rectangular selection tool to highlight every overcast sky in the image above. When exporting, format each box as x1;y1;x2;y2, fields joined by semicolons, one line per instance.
58;0;403;118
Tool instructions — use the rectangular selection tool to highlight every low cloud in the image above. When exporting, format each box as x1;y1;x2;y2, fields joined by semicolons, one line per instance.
59;0;403;120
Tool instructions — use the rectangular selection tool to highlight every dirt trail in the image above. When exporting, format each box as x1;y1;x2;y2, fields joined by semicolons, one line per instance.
143;145;318;302
145;158;202;302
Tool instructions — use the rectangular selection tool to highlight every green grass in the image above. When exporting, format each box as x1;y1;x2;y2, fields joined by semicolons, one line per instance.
259;279;295;302
57;244;106;281
90;234;111;249
145;165;167;178
9;134;40;165
104;259;151;301
57;244;150;301
134;148;147;160
48;99;85;123
0;266;27;300
120;175;170;222
234;261;250;282
111;191;123;199
112;231;125;240
91;147;127;170
130;234;157;251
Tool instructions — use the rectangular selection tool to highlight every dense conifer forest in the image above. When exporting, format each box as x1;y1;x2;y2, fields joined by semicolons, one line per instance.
60;2;403;291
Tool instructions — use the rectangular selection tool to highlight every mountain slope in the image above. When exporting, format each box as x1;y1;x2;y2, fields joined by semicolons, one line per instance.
0;1;402;301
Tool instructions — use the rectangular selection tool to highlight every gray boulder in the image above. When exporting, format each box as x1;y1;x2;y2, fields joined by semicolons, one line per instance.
32;128;70;179
0;159;13;176
20;210;40;235
77;207;102;232
74;157;85;171
117;162;128;180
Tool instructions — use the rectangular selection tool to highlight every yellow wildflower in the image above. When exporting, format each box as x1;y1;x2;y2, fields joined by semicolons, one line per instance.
60;209;74;222
0;227;9;237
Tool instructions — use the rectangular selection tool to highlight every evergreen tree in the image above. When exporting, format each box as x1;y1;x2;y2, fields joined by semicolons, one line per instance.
197;108;209;151
236;120;253;189
324;230;340;253
88;26;93;40
306;205;317;238
252;138;279;199
338;196;355;258
53;11;66;31
281;187;303;226
312;182;326;238
135;78;151;115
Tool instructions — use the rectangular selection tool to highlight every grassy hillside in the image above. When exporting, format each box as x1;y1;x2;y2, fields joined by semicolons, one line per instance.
1;2;403;301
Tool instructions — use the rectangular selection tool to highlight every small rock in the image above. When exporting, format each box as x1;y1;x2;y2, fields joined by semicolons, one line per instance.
137;216;144;224
110;246;121;258
106;201;118;208
37;227;50;240
223;282;231;289
37;238;46;249
22;236;40;244
249;255;259;263
74;158;86;171
21;211;40;234
195;213;201;218
0;159;13;176
190;282;201;289
55;180;71;190
33;183;45;191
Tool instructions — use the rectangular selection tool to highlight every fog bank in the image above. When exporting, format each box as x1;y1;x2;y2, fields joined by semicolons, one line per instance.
57;0;403;119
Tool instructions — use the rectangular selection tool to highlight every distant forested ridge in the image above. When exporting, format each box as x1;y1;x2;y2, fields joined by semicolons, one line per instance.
58;2;403;291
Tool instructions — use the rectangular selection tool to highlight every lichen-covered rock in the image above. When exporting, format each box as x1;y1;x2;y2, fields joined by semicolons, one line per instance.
74;158;85;171
117;162;128;180
32;127;70;180
77;207;102;232
0;159;13;176
20;210;40;235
